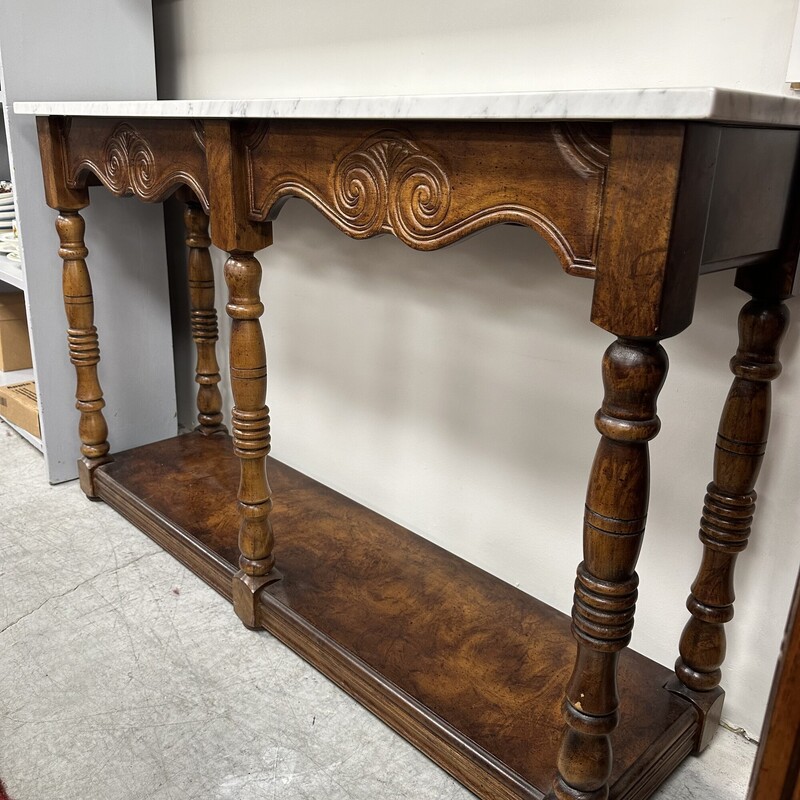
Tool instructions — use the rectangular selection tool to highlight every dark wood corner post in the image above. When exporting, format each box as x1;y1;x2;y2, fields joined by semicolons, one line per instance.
36;117;112;497
551;122;696;800
204;120;281;628
669;234;796;750
177;187;226;435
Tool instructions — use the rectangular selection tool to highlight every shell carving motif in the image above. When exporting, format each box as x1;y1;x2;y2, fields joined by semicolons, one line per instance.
101;123;157;196
552;123;611;179
332;131;451;240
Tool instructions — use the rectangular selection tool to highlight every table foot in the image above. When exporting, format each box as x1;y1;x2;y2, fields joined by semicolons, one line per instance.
232;568;283;629
664;676;725;753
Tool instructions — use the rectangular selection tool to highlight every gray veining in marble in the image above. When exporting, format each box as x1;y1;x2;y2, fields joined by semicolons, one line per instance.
0;421;756;799
13;87;800;126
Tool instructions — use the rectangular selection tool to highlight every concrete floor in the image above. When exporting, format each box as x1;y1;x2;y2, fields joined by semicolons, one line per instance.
0;421;756;800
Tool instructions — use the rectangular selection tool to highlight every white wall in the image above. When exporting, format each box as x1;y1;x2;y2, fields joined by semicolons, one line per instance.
153;0;800;737
154;0;800;98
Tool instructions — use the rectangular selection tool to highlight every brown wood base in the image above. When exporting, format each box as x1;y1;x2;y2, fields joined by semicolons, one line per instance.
93;432;699;800
664;675;725;754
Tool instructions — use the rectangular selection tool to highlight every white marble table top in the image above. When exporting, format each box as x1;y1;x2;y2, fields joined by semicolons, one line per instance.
14;88;800;127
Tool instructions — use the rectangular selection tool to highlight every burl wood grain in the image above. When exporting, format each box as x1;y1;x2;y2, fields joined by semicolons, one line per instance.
95;432;697;800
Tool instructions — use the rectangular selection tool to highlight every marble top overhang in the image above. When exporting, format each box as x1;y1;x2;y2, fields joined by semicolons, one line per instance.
13;87;800;127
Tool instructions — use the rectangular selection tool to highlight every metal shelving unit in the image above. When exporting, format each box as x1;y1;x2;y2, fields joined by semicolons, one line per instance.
0;253;23;289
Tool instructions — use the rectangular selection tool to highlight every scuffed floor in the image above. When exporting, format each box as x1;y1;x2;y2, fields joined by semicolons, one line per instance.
0;422;755;799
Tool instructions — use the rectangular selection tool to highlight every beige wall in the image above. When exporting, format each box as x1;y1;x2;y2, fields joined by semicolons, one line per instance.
153;0;800;736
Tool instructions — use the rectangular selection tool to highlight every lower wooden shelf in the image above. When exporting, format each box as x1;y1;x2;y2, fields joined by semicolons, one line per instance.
93;432;698;800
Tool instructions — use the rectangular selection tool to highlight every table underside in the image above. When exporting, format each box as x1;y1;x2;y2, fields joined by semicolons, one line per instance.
92;431;698;800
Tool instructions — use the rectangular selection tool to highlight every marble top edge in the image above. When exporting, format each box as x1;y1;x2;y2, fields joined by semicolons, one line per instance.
13;87;800;126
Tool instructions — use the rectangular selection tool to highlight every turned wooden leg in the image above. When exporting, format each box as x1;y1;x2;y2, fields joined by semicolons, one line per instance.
56;209;112;497
184;199;225;435
668;296;789;751
551;338;668;800
225;250;281;627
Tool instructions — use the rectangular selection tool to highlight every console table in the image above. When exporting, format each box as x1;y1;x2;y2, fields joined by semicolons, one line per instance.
18;89;800;800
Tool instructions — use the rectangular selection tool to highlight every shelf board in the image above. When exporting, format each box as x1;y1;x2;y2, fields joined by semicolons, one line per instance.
0;252;23;289
1;418;42;451
0;370;40;450
93;431;700;800
0;366;33;386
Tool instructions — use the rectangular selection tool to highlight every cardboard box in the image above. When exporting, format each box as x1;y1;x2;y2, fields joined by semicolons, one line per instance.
0;291;32;371
0;381;40;438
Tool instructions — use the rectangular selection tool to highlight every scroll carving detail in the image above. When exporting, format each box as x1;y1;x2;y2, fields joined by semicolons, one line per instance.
67;120;210;209
552;123;611;179
103;123;156;196
332;132;451;240
247;120;612;272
